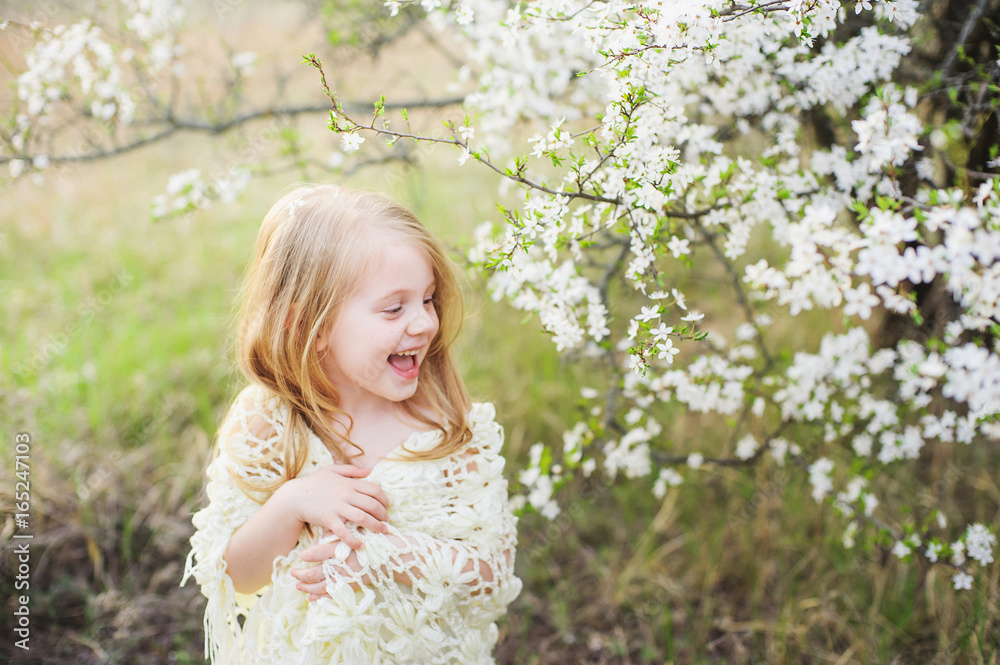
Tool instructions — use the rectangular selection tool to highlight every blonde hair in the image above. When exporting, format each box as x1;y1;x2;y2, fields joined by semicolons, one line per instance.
233;184;471;493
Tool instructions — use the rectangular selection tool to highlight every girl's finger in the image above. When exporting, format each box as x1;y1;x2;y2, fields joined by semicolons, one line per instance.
299;541;339;563
354;493;390;522
321;519;364;550
295;580;327;596
290;566;324;584
356;482;390;508
341;500;388;531
325;464;369;478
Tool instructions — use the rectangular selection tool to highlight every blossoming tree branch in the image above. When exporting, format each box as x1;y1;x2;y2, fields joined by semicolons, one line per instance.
0;1;460;213
317;0;1000;591
3;0;998;592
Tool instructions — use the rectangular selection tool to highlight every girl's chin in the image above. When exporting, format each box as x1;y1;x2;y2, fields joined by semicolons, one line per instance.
385;374;420;400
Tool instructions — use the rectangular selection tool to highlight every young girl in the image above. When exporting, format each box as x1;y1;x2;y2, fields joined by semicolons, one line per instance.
182;185;522;664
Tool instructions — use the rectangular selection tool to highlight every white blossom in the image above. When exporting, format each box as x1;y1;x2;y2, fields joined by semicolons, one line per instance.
952;572;973;591
653;468;683;498
734;434;758;461
808;457;834;502
230;51;258;77
341;132;366;153
964;524;996;566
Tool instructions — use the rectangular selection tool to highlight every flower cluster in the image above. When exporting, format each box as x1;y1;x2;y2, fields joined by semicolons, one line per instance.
7;1;190;180
486;243;609;351
150;166;251;219
3;0;267;186
10;19;134;178
380;0;999;590
16;20;132;123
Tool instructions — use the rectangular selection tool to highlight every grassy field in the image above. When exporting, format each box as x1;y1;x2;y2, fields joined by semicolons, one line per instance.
2;3;999;664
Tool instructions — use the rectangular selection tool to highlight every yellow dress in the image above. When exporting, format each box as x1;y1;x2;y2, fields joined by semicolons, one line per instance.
182;385;522;664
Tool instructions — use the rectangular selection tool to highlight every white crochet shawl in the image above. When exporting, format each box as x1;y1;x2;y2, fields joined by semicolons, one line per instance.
183;385;522;664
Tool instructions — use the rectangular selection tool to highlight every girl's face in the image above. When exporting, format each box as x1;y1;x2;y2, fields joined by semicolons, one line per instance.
317;241;440;413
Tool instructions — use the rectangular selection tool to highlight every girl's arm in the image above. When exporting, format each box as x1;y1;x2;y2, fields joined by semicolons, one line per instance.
224;464;390;595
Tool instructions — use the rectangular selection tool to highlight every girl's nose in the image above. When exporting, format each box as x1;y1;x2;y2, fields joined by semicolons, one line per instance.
407;305;437;335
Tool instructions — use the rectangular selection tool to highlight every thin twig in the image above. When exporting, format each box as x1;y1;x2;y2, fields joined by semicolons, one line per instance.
940;0;991;80
693;220;775;369
0;94;464;166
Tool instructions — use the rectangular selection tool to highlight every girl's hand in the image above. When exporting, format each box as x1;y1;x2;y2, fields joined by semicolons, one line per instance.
291;539;379;599
290;540;341;600
280;464;389;550
291;532;415;600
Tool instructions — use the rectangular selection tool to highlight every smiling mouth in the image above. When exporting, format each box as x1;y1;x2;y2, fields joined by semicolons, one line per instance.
388;350;418;372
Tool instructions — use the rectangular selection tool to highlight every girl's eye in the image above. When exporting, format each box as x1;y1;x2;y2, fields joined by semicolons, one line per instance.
423;296;436;306
384;305;403;315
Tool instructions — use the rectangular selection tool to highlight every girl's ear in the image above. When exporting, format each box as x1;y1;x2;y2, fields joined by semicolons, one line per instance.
316;327;327;355
288;302;329;354
285;302;300;335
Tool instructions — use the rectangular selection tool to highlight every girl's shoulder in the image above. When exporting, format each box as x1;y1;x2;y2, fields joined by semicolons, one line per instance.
230;383;285;414
463;401;504;455
467;401;499;433
449;402;507;479
220;384;289;445
213;384;292;487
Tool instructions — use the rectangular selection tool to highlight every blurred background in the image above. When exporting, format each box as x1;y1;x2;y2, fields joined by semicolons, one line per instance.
1;1;998;663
